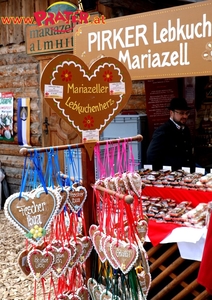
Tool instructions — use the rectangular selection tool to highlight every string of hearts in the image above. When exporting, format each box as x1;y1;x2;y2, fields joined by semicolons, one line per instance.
89;170;151;300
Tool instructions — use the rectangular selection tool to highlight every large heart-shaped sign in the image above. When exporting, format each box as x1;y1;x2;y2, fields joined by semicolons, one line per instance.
40;54;132;136
4;187;60;245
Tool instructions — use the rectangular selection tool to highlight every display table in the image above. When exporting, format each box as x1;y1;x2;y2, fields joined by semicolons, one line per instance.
142;186;212;299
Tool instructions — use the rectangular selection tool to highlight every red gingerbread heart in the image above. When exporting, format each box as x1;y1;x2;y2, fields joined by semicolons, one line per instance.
40;54;132;136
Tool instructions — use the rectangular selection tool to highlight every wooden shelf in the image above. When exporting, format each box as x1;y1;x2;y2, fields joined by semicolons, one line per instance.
145;242;212;300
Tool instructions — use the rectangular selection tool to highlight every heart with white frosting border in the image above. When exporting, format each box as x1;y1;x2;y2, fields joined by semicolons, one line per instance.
110;240;138;274
40;54;132;136
4;187;60;245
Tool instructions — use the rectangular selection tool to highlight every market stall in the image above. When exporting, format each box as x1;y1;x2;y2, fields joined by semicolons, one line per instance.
137;170;212;299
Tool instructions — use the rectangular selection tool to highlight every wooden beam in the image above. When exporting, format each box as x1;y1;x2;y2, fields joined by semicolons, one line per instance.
151;261;200;300
172;279;200;300
150;243;178;272
151;256;184;289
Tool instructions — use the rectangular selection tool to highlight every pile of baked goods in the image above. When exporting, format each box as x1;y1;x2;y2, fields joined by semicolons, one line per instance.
142;195;207;228
138;169;212;191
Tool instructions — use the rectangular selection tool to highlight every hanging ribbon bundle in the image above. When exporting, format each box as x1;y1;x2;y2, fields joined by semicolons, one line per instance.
4;146;92;299
89;141;150;300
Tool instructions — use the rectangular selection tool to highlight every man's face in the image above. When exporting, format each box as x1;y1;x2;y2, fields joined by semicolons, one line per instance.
170;110;190;125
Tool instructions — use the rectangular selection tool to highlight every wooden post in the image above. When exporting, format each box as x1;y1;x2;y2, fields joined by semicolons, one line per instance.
81;146;96;280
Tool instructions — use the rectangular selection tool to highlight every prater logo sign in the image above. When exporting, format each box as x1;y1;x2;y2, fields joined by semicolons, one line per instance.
25;1;106;55
34;1;89;33
33;1;105;33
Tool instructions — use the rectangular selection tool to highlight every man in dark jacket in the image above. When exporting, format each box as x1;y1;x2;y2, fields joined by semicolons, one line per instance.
146;97;195;171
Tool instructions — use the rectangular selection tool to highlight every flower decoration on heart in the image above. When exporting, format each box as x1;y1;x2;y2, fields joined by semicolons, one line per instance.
103;70;113;82
83;115;94;129
26;225;46;239
61;69;72;82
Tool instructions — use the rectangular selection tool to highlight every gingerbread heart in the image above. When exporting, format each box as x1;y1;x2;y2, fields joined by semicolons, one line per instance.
114;175;127;194
50;246;73;277
4;187;60;245
57;186;70;214
87;278;97;300
122;172;132;193
78;236;93;264
110;240;139;274
92;231;107;263
68;186;87;213
69;239;83;268
18;249;31;276
127;172;142;198
40;55;132;136
93;285;104;300
77;286;90;300
89;224;99;239
137;271;151;296
135;235;150;274
18;243;46;276
27;249;54;280
69;296;81;300
136;219;148;243
100;290;120;300
102;236;119;270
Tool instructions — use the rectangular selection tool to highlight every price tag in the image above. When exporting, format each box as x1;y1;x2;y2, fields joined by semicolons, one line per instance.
44;84;63;99
163;165;172;171
82;130;99;142
182;167;190;173
195;167;205;175
143;164;152;170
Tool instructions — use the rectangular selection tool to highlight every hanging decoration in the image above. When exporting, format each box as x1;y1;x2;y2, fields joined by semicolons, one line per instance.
89;139;151;300
4;144;92;299
17;97;31;146
4;134;146;299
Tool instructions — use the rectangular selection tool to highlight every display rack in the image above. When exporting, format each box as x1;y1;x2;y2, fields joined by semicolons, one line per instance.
20;134;143;279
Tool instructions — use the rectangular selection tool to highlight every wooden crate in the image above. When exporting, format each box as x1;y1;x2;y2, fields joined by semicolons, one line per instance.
145;242;212;300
